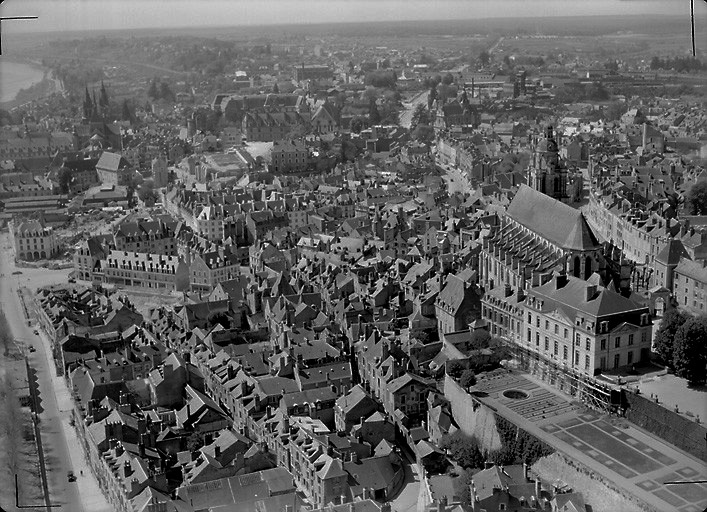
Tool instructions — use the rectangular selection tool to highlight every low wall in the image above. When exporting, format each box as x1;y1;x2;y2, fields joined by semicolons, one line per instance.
624;390;707;462
444;374;502;453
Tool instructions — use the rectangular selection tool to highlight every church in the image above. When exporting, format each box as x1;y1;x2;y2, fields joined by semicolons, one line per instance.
529;125;570;202
480;184;603;293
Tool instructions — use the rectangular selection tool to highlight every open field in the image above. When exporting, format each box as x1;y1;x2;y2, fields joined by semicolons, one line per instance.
499;32;700;62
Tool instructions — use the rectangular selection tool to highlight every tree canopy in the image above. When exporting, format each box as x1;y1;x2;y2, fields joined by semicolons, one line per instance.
686;181;707;215
672;316;707;384
653;308;688;367
439;431;485;469
460;369;477;388
364;70;397;89
57;167;72;195
478;50;491;67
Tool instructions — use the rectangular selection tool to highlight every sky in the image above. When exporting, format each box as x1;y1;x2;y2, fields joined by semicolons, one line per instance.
0;0;702;34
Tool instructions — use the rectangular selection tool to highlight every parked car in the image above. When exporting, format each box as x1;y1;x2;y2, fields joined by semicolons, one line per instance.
33;330;39;335
67;471;76;482
28;346;36;353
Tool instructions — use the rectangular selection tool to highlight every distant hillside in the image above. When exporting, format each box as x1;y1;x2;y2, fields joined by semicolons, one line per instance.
3;14;690;54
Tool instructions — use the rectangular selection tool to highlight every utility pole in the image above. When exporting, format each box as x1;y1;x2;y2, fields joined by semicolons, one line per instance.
690;0;696;58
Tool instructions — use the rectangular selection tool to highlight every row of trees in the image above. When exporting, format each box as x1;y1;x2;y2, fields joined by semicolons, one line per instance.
364;70;397;89
653;310;707;384
650;56;704;73
553;82;610;103
440;421;554;506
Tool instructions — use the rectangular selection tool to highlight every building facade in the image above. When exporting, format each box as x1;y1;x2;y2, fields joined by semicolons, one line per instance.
520;272;652;374
12;219;61;261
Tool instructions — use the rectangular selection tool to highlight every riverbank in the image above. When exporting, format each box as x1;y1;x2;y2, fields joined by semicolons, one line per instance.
0;60;63;110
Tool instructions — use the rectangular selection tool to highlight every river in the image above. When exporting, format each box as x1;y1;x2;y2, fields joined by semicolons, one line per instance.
0;60;46;103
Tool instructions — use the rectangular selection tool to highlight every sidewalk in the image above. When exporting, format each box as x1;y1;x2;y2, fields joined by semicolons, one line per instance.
34;318;113;512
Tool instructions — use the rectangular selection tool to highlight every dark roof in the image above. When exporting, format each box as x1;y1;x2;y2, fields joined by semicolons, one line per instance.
655;239;688;265
529;273;647;319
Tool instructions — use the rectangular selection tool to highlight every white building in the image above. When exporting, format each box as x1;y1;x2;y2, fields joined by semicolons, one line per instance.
11;219;60;261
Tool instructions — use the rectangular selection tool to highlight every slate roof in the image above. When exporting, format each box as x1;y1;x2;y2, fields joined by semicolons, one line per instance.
507;184;599;251
529;273;646;319
655;239;688;265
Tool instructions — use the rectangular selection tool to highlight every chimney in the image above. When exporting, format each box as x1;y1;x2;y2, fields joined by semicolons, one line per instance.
585;284;597;301
215;445;221;458
504;283;512;298
123;459;132;477
535;479;542;500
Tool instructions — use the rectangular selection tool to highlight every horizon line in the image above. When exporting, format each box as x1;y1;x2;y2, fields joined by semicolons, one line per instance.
4;12;685;36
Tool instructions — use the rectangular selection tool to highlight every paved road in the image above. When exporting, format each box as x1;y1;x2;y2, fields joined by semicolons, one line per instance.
389;450;421;512
0;232;113;512
400;91;429;129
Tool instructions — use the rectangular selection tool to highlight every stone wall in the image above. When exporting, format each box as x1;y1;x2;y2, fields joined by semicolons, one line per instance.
444;374;502;453
624;390;707;462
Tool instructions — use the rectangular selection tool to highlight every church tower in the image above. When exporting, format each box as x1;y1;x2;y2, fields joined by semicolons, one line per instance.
529;125;569;202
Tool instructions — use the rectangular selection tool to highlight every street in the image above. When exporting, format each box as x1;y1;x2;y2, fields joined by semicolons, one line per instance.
0;231;113;512
400;91;429;129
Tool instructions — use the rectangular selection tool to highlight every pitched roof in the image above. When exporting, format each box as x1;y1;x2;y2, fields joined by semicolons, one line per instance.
529;273;647;319
96;151;130;172
655;239;688;265
507;184;599;251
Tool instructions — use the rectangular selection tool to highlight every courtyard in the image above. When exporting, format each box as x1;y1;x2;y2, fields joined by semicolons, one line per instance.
473;369;707;512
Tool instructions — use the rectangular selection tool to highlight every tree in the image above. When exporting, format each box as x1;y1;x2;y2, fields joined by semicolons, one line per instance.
368;98;381;125
478;50;491;67
364;70;397;88
186;432;205;452
652;308;687;367
57;167;72;194
446;360;466;379
503;55;514;69
272;82;280;94
411;103;430;129
350;116;366;134
121;99;133;123
686;181;707;215
411;124;435;144
137;181;158;206
147;79;159;99
159;82;176;102
672;316;707;384
469;330;492;350
99;80;109;108
442;73;454;85
460;369;477;388
439;432;484;469
603;102;628;122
